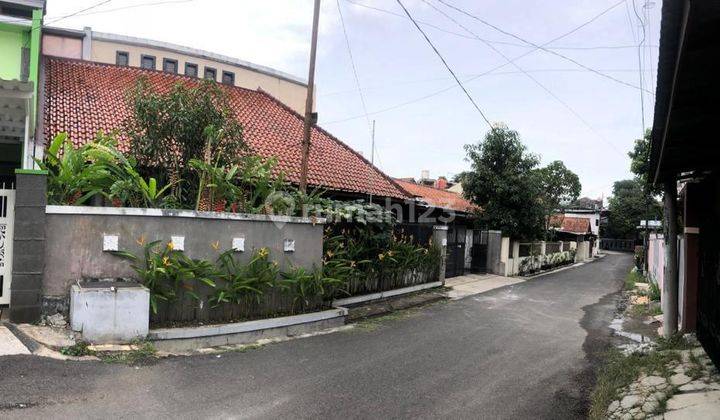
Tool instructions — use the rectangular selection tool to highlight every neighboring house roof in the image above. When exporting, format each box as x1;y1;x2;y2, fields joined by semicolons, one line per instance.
394;179;476;213
42;57;410;199
549;214;591;235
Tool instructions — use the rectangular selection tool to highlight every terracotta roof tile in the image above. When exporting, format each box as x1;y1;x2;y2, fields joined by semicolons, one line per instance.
43;57;410;199
394;179;477;213
549;214;591;234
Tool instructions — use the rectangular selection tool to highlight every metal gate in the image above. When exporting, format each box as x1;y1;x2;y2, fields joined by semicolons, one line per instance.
445;225;466;278
0;184;15;306
470;230;488;273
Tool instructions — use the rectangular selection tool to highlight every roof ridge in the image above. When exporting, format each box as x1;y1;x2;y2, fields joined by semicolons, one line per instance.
44;56;264;96
255;87;413;200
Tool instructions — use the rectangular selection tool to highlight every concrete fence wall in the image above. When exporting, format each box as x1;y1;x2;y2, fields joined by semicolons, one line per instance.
502;239;581;276
648;233;665;291
42;206;324;301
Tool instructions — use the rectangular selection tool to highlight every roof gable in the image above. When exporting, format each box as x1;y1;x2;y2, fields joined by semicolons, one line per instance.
394;179;476;213
42;57;409;199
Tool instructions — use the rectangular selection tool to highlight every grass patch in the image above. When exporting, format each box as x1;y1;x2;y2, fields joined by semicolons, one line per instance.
354;308;420;331
656;334;695;351
589;348;680;420
630;303;662;317
625;270;645;290
98;342;157;365
60;341;95;357
686;352;705;380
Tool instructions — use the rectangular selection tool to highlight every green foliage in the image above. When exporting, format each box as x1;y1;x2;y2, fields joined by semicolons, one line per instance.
41;132;178;208
322;223;442;297
625;269;645;290
112;239;218;313
590;348;679;419
461;125;580;240
125;79;245;206
536;160;581;236
628;128;661;195
461;125;544;239
210;248;278;307
606;179;662;239
40;132;121;205
278;266;344;311
649;280;661;302
98;341;157;365
60;341;95;357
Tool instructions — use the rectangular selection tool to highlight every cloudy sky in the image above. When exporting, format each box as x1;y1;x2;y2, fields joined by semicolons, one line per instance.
46;0;661;200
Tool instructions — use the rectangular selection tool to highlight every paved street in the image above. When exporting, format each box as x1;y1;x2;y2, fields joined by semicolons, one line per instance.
0;253;631;419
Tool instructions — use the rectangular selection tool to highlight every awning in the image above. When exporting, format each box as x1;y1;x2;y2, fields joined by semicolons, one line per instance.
650;0;720;184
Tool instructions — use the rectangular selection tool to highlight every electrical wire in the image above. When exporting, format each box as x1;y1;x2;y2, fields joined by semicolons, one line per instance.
436;0;653;95
343;0;648;51
423;0;624;156
335;0;376;161
394;0;494;129
320;68;659;98
324;0;634;125
632;0;647;134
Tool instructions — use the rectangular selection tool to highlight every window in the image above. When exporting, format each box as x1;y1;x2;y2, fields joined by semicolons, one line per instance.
221;71;235;85
204;67;216;81
116;51;129;66
140;55;156;70
185;63;198;77
162;58;178;74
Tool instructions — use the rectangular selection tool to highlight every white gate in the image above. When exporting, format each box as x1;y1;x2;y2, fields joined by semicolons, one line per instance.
0;184;15;306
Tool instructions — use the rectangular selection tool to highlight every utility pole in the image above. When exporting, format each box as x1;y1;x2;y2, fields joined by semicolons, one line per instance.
299;0;321;193
369;119;375;203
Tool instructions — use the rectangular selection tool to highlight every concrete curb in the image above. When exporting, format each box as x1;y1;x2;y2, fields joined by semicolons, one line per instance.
332;282;443;307
149;307;348;340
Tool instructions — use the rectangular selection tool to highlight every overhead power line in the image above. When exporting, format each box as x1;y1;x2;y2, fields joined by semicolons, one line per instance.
631;0;647;134
324;0;634;125
320;68;659;98
423;0;624;155
436;0;653;95
45;0;114;25
344;0;650;51
45;0;197;19
335;1;375;151
394;0;493;129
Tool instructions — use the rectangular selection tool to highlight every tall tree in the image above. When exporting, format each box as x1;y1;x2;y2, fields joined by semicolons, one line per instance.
605;179;662;239
124;78;245;205
628;128;661;194
461;125;545;239
536;160;582;233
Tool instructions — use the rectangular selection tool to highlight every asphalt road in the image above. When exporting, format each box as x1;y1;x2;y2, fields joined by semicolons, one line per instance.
0;253;631;419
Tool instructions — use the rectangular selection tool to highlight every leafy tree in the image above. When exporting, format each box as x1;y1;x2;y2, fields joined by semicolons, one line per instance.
605;179;662;239
628;128;660;194
536;160;581;234
124;78;245;206
461;125;546;239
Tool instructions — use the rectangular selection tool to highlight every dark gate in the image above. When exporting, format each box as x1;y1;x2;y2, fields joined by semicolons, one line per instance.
697;176;720;366
445;225;466;278
470;230;488;273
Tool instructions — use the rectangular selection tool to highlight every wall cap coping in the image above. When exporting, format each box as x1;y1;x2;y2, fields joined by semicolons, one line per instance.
45;205;326;225
15;169;48;175
332;281;442;307
148;307;347;340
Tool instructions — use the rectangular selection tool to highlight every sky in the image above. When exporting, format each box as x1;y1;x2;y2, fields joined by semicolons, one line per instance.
45;0;662;201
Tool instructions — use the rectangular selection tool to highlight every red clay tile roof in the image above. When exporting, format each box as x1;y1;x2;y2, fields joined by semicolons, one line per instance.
394;179;477;213
43;57;410;199
549;214;591;234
